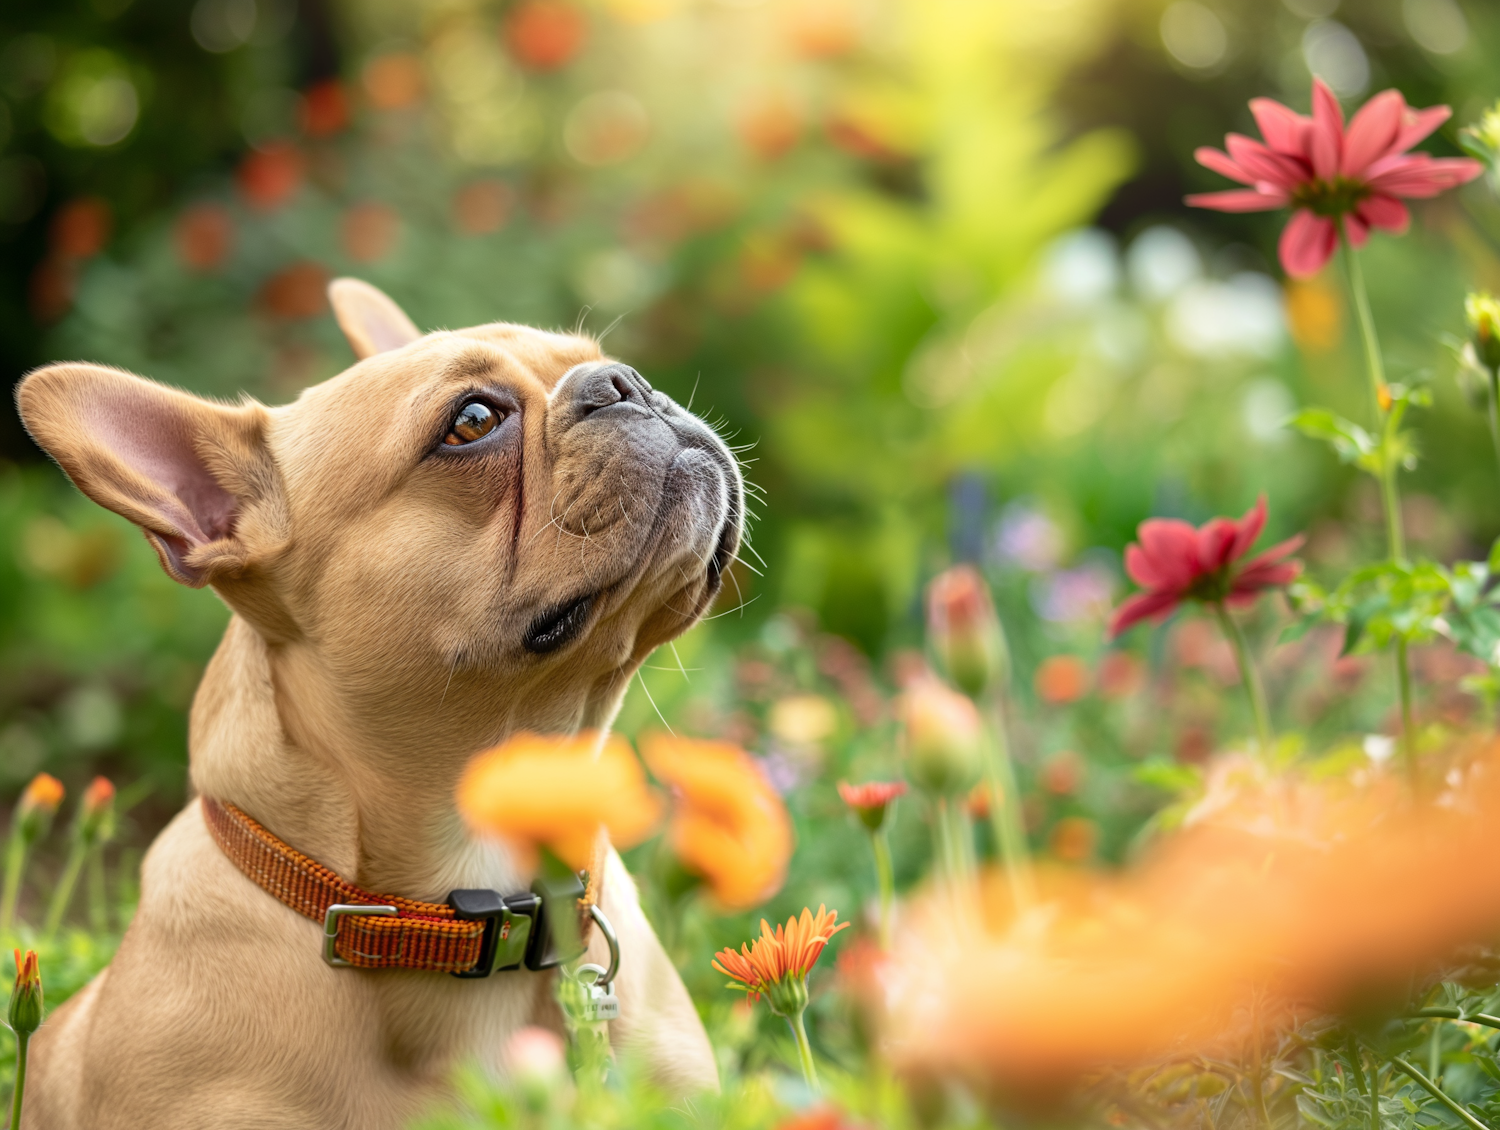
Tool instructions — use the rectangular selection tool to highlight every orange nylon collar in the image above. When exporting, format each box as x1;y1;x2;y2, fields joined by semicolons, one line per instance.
202;796;601;975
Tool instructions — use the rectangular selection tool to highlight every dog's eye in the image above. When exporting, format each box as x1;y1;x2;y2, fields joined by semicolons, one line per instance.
445;401;498;445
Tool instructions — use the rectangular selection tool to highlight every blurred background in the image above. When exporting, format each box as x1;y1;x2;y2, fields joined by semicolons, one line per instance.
1;0;1499;920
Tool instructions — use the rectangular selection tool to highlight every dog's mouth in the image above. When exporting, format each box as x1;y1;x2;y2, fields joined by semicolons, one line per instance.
523;592;596;654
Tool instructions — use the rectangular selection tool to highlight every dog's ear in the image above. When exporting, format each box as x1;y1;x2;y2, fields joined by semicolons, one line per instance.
328;278;421;359
15;364;287;591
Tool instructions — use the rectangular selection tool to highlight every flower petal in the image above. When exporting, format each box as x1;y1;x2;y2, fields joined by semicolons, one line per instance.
1231;557;1304;594
1225;134;1306;189
1185;188;1290;213
1195;518;1241;574
1250;97;1312;158
1228;495;1268;562
1232;533;1307;594
1195;146;1255;186
1278;211;1338;278
1340;89;1404;177
1309;78;1344;181
1108;590;1182;639
1356;194;1410;235
1394;104;1452;153
1367;155;1484;198
1344;210;1370;247
1132;520;1202;591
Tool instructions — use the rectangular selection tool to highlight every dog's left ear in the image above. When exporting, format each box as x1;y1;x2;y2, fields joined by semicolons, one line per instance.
15;364;289;603
328;278;422;359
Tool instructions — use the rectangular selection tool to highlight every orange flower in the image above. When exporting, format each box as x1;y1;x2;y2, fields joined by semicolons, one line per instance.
837;780;905;832
8;948;42;1035
712;905;849;1013
19;774;63;817
457;732;662;870
883;740;1500;1087
1034;655;1088;705
643;734;792;910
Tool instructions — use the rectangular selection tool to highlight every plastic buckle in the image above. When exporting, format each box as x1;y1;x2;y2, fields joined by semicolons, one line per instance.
448;889;538;979
322;904;398;967
524;870;587;971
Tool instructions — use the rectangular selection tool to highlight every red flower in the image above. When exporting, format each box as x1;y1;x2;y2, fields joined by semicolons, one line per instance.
1187;79;1481;277
837;780;906;831
1109;496;1303;638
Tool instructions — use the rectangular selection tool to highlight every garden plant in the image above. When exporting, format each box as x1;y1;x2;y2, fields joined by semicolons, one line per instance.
7;0;1500;1128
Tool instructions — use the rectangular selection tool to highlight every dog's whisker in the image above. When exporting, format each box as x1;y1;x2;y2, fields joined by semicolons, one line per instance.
667;642;691;683
635;667;674;735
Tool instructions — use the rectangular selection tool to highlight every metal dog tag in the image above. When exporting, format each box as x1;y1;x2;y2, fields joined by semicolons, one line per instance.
582;981;619;1022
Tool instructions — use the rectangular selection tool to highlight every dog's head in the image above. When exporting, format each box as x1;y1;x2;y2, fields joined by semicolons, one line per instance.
16;280;743;752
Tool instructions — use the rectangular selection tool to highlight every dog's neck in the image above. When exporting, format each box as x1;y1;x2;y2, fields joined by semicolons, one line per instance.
188;615;631;900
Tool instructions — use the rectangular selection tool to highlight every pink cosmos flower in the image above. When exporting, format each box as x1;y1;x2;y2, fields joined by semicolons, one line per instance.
1187;79;1482;278
1109;497;1304;638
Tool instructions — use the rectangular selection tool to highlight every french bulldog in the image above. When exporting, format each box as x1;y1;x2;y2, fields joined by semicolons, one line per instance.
13;279;739;1128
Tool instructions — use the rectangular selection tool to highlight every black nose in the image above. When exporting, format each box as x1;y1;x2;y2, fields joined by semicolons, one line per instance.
573;364;654;417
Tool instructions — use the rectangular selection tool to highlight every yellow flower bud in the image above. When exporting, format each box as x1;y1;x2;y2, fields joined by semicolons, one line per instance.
900;681;984;796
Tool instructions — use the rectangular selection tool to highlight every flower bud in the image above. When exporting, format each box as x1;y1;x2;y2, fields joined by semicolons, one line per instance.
836;780;907;832
77;776;116;846
15;774;64;846
1468;292;1500;372
8;949;42;1036
900;681;984;796
926;565;1008;698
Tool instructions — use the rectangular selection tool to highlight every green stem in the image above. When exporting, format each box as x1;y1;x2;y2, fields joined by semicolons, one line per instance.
10;1030;26;1130
1214;602;1274;757
788;1009;819;1092
1410;1008;1500;1030
1345;232;1419;789
1343;237;1406;560
87;849;107;934
870;828;894;951
0;835;26;941
1486;368;1500;486
1429;1019;1442;1084
42;840;88;942
982;697;1037;913
1348;1035;1379;1130
1392;1056;1494;1130
1396;638;1418;789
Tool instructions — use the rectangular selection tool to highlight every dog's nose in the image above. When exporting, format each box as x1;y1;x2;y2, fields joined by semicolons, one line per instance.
572;364;655;417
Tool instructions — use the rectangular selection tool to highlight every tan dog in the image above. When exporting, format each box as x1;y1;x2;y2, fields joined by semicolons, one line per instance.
13;280;739;1128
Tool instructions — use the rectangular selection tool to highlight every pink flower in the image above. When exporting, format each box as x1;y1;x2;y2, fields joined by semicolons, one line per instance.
1109;497;1304;638
1187;79;1482;277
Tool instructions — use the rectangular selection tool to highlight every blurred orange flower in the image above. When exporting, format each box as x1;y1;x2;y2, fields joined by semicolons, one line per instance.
457;732;662;870
174;204;234;272
259;261;330;319
452;180;513;235
1034;655;1088;704
299;80;349;138
643;733;792;910
237;142;304;212
881;741;1500;1086
19;774;64;816
50;198;111;260
362;53;424;110
506;0;588;70
1097;650;1146;699
341;202;400;262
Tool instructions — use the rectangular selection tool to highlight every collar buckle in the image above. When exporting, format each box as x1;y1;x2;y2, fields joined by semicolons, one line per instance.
447;889;538;978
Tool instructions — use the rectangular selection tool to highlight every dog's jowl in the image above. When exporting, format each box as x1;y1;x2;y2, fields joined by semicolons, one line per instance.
13;279;740;1129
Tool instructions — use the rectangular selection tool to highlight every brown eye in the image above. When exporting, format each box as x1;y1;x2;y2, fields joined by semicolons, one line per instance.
445;401;498;445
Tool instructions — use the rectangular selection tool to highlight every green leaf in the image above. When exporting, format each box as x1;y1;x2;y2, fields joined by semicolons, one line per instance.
1487;537;1500;576
1290;407;1377;466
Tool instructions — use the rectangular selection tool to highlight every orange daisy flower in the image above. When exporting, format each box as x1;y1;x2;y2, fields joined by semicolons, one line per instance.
712;905;849;1014
643;733;792;910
